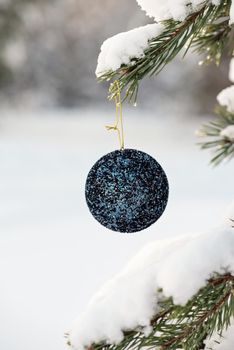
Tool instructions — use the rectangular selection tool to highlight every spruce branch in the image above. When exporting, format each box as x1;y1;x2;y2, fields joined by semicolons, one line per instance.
81;274;234;350
198;106;234;165
99;0;232;102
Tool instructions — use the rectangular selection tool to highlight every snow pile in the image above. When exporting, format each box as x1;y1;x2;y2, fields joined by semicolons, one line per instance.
68;227;234;349
216;58;234;142
136;0;221;22
96;24;163;77
217;85;234;113
220;125;234;141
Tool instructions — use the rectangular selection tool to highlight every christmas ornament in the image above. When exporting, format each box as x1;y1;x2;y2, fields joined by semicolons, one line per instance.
86;148;168;233
85;81;169;233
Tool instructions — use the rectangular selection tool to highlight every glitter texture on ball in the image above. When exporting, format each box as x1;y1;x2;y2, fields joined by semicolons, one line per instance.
85;149;169;233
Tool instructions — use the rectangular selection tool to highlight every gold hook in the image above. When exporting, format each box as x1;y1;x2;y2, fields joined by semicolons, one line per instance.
105;81;125;150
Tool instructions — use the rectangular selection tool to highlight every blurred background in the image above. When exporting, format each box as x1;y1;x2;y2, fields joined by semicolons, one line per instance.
0;1;233;350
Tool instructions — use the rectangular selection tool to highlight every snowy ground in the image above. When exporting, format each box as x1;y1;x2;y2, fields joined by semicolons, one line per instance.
0;107;233;350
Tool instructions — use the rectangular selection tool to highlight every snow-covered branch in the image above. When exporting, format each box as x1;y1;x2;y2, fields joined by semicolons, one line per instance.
136;0;222;22
96;24;163;77
199;57;234;164
96;0;232;101
67;218;234;349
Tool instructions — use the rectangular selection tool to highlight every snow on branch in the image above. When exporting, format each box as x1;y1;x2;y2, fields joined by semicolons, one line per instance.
221;125;234;141
199;57;234;164
217;85;234;113
67;225;234;350
136;0;222;22
96;1;231;102
95;24;163;77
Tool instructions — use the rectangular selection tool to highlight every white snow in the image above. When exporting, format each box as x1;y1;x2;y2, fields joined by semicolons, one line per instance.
204;320;234;349
230;0;234;24
220;125;234;141
95;24;163;77
95;0;226;76
68;225;234;349
217;85;234;113
228;58;234;83
136;0;221;22
217;59;234;143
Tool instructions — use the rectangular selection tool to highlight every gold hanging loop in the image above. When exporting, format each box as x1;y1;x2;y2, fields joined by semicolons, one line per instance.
105;81;125;150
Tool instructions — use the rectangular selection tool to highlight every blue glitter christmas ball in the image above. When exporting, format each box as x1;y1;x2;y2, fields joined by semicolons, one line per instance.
85;149;169;233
